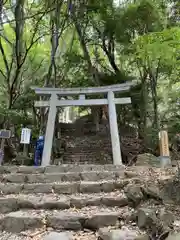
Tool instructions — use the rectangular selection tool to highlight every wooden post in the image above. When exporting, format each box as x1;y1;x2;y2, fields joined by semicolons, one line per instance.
0;139;5;165
0;129;11;165
41;94;57;166
23;144;28;156
108;91;122;165
159;130;171;167
20;128;31;164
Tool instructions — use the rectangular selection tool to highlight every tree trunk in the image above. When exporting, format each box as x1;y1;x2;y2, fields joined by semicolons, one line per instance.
150;74;159;131
138;73;148;139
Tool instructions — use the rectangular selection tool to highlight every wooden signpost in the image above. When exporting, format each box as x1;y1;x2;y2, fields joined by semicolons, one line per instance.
159;130;171;167
20;128;31;158
0;129;11;165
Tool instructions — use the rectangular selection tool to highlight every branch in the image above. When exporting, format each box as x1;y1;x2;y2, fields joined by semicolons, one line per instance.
1;7;55;25
93;24;120;74
10;33;47;95
2;8;15;31
10;6;49;95
45;0;64;87
0;37;10;77
0;32;12;46
155;57;161;85
0;68;6;79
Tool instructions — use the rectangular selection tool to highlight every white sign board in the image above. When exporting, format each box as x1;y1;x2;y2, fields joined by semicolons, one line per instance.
20;128;31;144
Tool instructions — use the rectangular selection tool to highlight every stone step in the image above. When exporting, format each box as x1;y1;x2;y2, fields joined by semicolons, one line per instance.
0;231;96;240
0;178;139;195
0;228;147;240
0;164;125;174
0;207;132;233
0;191;128;213
2;171;124;183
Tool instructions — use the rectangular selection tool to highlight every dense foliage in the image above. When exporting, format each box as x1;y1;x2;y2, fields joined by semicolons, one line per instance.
0;0;179;146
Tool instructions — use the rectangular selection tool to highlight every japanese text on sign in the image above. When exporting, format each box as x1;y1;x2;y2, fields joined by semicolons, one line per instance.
20;128;31;144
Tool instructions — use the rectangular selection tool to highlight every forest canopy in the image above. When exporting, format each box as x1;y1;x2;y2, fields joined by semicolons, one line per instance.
0;0;180;146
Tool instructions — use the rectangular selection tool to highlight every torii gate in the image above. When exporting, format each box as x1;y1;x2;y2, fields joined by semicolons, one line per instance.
32;83;134;166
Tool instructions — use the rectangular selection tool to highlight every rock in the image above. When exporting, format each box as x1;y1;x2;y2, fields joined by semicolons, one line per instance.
0;211;43;233
98;227;138;240
27;173;81;183
166;233;180;240
17;196;71;210
61;172;81;182
103;165;125;172
17;199;35;209
84;212;119;230
142;184;161;200
17;166;44;174
80;172;99;181
47;213;85;230
115;179;130;189
44;232;72;240
134;234;149;240
136;153;160;167
40;197;71;210
124;171;139;178
101;182;115;192
80;182;101;193
44;165;124;174
160;179;180;204
3;174;26;183
0;198;18;213
98;171;117;181
137;208;157;228
101;196;129;207
159;209;174;227
70;196;101;208
23;183;53;194
45;165;87;174
80;171;117;181
125;210;138;223
0;166;12;174
0;183;23;194
54;182;80;194
124;184;144;205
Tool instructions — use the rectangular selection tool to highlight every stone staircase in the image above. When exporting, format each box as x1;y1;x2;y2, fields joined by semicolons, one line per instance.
62;136;112;164
60;121;113;164
59;120;141;165
0;164;177;239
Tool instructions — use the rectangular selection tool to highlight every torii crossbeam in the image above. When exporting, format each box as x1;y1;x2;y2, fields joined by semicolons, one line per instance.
32;83;134;166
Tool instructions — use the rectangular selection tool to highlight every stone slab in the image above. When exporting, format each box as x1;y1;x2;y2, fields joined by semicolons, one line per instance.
47;213;85;230
0;192;129;213
98;228;139;240
0;165;125;174
0;179;132;196
0;198;19;213
84;212;119;230
2;171;124;183
0;209;127;233
44;232;72;240
0;184;23;194
23;183;53;194
0;211;44;233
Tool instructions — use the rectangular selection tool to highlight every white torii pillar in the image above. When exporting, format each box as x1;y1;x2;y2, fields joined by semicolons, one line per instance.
42;94;57;167
108;91;122;165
